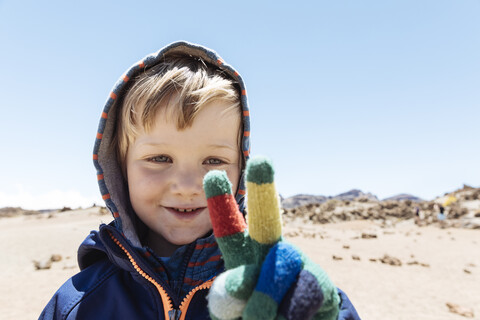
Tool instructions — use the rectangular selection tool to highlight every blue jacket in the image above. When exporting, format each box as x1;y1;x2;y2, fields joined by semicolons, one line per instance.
39;41;360;320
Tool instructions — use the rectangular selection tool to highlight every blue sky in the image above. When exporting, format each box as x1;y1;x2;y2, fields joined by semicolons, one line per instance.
0;1;479;209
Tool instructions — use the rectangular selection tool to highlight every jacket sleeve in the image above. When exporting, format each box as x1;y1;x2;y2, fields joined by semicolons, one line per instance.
337;288;361;320
38;260;118;320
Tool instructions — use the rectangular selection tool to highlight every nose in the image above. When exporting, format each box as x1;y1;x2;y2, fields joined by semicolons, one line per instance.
170;167;204;198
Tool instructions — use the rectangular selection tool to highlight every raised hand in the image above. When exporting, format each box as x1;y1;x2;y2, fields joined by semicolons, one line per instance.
203;156;340;320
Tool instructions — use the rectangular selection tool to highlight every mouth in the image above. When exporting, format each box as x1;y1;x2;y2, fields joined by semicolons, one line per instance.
171;207;203;213
165;206;206;218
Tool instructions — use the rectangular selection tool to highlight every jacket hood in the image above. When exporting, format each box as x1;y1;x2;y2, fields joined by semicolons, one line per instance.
93;41;251;247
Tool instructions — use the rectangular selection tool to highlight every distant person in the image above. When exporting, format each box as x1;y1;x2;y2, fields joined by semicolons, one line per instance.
39;42;359;319
434;203;447;228
414;206;423;226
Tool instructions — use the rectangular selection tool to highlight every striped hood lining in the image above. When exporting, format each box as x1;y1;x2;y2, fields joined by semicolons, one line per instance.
93;41;251;247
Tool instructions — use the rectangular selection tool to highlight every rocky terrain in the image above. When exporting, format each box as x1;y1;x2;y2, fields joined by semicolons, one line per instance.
281;185;480;229
0;187;479;319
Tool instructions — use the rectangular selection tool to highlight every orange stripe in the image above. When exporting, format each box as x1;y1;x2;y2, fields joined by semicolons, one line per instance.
238;189;246;195
110;92;117;99
123;75;129;82
188;255;222;267
244;131;250;137
243;110;250;116
97;174;104;180
96;133;103;139
93;154;98;160
194;242;218;250
113;211;120;218
241;90;246;96
101;112;108;119
144;251;151;258
243;150;249;157
102;194;110;200
217;58;224;65
139;61;145;68
234;71;239;77
184;278;203;286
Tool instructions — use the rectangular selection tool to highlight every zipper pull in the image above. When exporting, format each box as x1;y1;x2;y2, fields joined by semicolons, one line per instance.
168;309;182;320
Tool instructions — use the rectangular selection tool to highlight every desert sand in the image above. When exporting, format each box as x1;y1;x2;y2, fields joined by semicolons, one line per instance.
1;208;479;320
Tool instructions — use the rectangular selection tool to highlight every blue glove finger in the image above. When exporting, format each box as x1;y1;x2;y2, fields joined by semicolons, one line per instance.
242;242;303;320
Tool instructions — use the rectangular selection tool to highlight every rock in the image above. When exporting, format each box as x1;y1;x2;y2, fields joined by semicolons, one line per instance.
284;231;299;238
332;255;343;261
379;254;402;266
343;245;350;249
407;261;419;265
446;302;474;318
463;269;471;274
420;263;430;268
33;259;52;270
352;255;361;261
50;254;62;262
369;258;377;262
361;233;377;239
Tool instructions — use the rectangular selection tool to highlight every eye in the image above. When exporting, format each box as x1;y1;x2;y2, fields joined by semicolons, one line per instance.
148;155;172;163
204;158;224;165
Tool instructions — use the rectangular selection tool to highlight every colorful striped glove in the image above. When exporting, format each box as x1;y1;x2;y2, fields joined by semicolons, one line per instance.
203;156;340;320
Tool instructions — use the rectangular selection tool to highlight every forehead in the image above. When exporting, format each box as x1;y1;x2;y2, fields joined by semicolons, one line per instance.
136;101;242;148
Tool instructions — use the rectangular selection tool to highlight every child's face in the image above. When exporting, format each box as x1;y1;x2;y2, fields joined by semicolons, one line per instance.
126;101;241;248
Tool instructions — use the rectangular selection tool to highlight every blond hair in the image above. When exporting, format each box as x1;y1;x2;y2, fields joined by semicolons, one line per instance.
115;55;241;176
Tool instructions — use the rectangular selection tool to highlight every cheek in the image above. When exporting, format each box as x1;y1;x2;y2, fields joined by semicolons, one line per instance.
128;167;166;200
226;166;241;194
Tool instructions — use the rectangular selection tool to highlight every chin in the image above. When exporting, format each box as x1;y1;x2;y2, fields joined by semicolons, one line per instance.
169;230;213;245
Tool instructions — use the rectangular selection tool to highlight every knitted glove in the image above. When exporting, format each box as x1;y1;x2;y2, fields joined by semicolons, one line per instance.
203;156;340;320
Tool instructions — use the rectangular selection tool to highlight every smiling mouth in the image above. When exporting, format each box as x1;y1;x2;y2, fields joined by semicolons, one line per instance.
172;208;201;213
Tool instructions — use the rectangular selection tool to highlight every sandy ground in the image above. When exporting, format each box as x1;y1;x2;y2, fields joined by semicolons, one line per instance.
1;209;479;320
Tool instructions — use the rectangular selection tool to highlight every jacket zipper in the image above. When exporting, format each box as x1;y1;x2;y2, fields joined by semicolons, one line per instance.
108;231;215;320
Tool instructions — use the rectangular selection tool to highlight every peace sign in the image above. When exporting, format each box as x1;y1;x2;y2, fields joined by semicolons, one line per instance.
203;156;340;320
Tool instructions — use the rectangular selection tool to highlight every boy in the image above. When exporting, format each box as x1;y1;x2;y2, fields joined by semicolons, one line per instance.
40;41;360;319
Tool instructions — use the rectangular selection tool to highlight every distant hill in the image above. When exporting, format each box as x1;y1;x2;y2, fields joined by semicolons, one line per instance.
0;207;40;218
281;194;329;209
281;185;480;229
281;189;379;209
383;194;423;202
334;189;379;202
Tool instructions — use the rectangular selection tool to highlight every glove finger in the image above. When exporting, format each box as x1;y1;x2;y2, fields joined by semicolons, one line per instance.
242;242;303;320
277;269;324;320
246;156;282;261
208;265;260;320
280;255;340;320
204;170;253;269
